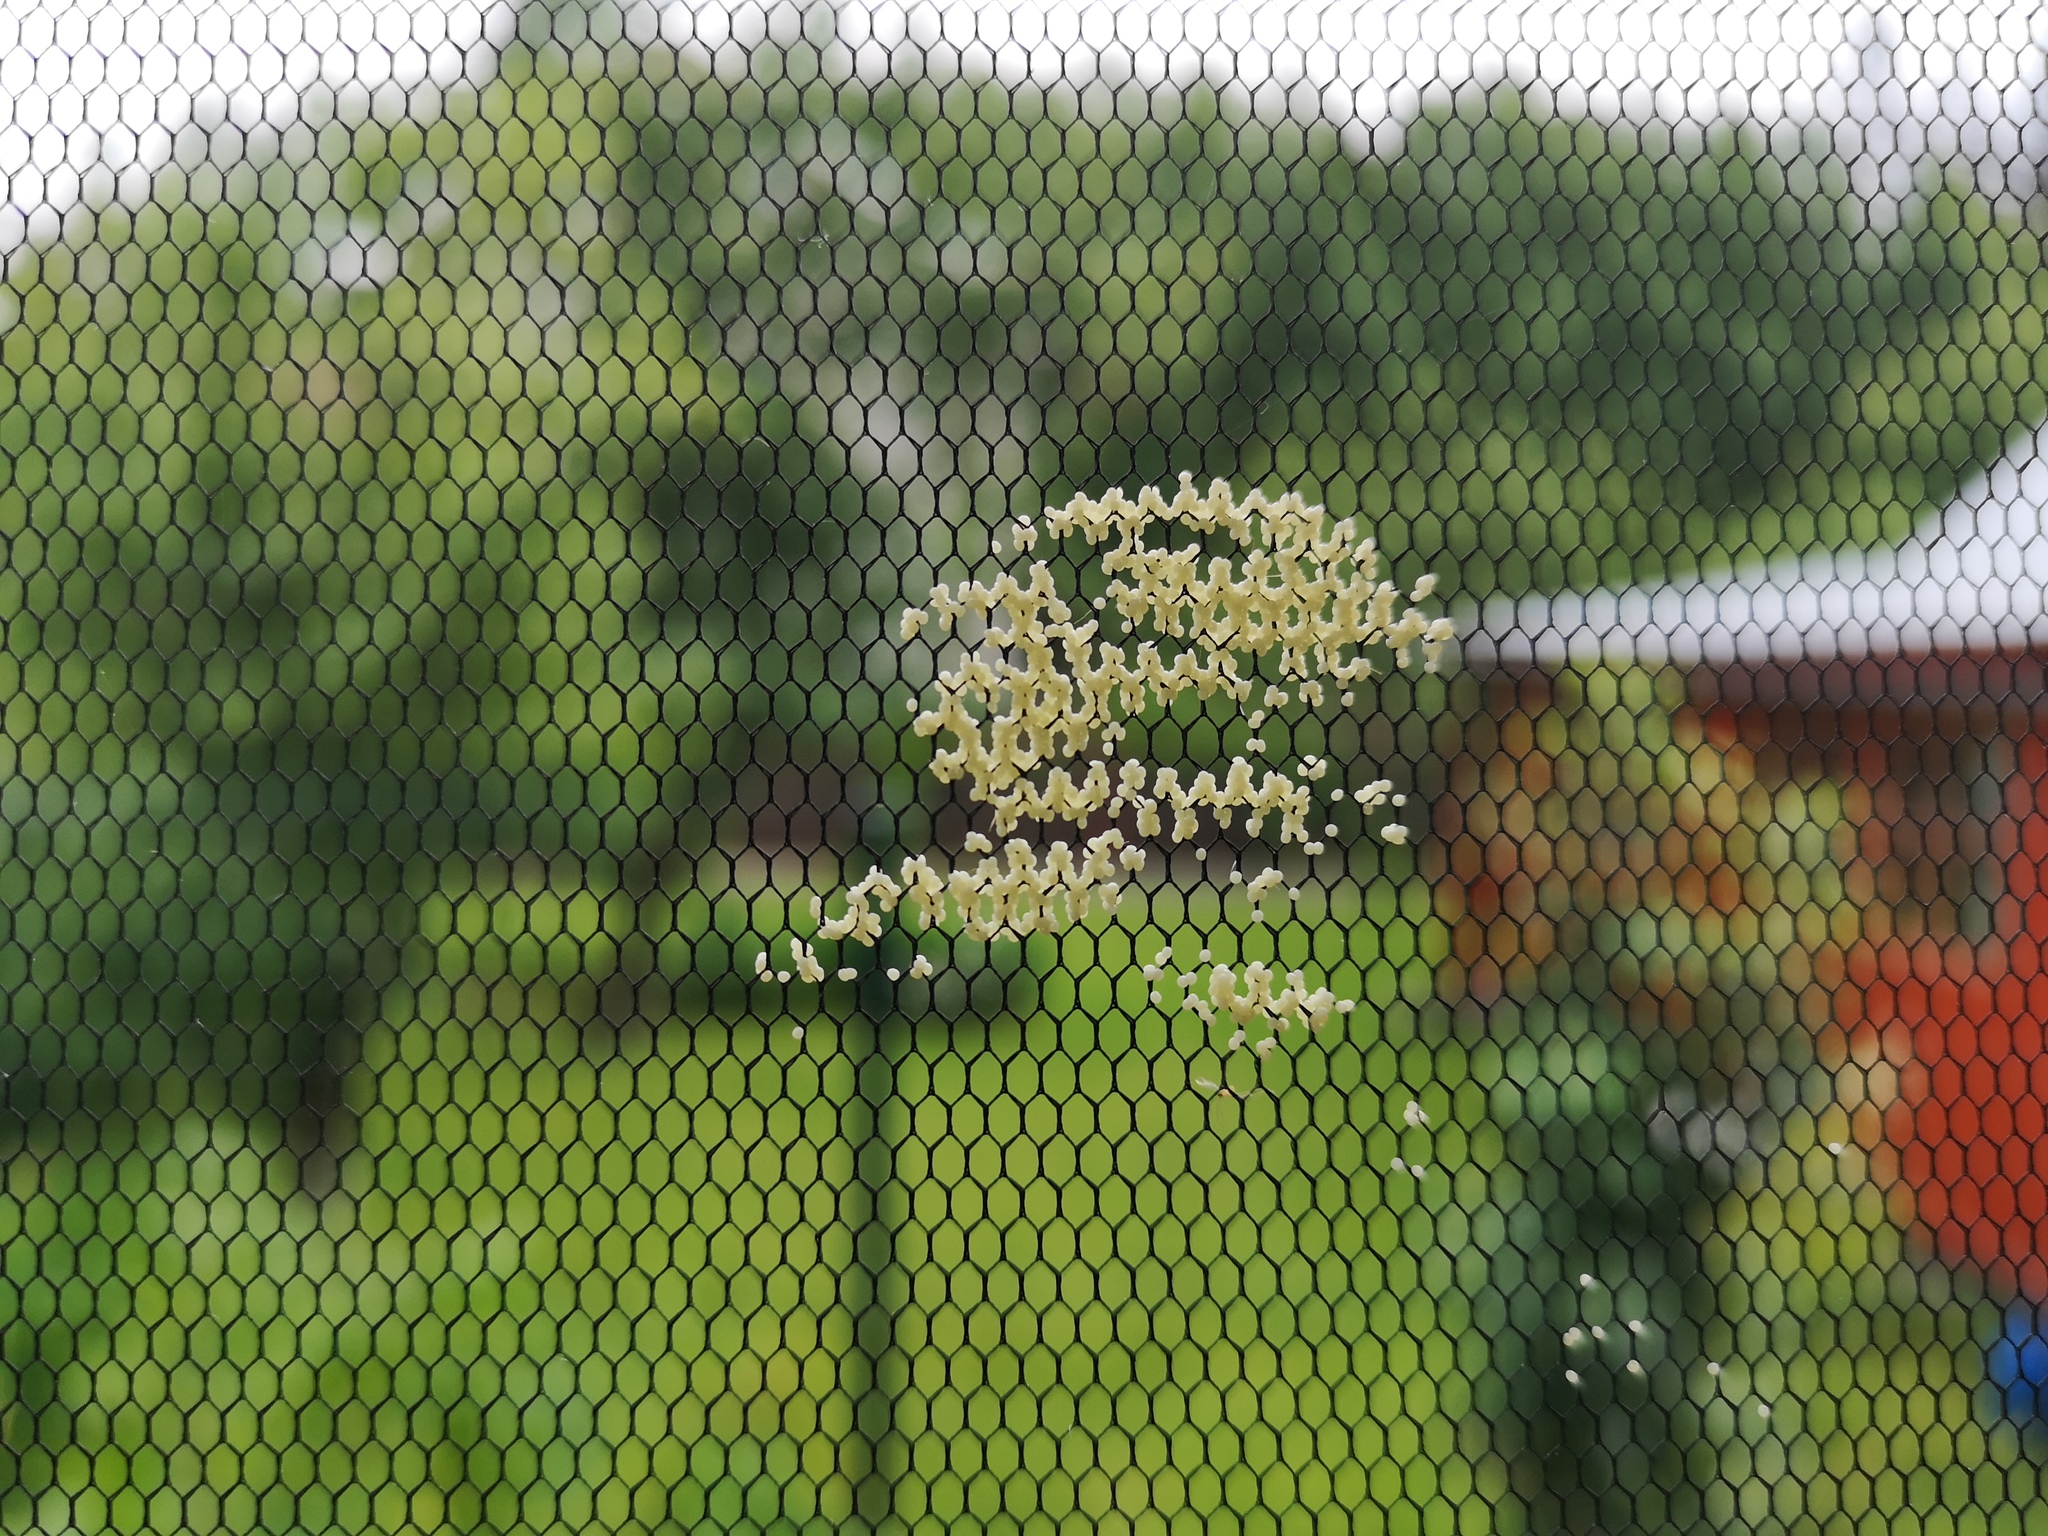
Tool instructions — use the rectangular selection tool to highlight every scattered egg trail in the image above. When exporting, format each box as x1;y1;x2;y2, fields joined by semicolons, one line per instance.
1388;1095;1439;1182
1558;1275;1674;1401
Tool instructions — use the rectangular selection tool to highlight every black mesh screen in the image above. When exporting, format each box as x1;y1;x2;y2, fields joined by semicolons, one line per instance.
5;1;2048;1531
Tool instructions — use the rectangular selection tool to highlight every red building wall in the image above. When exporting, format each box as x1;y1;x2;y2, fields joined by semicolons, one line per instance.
1865;734;2048;1300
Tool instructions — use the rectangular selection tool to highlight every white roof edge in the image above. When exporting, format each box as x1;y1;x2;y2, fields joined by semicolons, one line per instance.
1453;414;2048;673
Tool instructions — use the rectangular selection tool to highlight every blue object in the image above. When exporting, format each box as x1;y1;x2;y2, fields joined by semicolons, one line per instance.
1989;1303;2048;1421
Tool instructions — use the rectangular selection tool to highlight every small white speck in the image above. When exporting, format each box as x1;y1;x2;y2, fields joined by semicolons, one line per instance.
1194;1077;1217;1092
1093;596;1105;609
1626;1360;1643;1374
1341;692;1355;706
1563;1328;1582;1345
837;967;858;981
1331;788;1345;802
1254;1037;1278;1058
1337;1000;1355;1012
1304;841;1325;854
1324;823;1339;837
1142;965;1162;980
1200;949;1211;961
887;967;901;981
1827;1142;1844;1154
1627;1320;1643;1334
1708;1363;1721;1376
1246;738;1266;752
1411;1163;1426;1177
791;1026;804;1041
1391;794;1405;807
1565;1370;1581;1386
776;971;792;983
1151;991;1164;1005
1580;1274;1594;1288
1194;847;1207;860
1758;1405;1770;1419
1591;1327;1605;1341
1391;1157;1407;1174
1288;887;1302;900
1229;870;1243;883
1249;711;1266;728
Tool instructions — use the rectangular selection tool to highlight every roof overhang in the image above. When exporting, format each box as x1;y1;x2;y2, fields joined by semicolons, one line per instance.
1451;416;2048;695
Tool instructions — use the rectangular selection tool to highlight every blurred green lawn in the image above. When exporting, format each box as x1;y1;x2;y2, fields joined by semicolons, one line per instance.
0;872;1471;1536
0;873;2028;1534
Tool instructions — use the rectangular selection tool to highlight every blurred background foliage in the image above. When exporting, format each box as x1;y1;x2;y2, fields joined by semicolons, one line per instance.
0;0;2042;1528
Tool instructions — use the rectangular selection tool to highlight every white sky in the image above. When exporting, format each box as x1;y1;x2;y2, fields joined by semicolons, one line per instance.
2;0;2047;254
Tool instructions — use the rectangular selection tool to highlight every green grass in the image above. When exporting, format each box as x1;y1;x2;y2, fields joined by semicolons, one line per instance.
0;936;2031;1534
0;853;2038;1534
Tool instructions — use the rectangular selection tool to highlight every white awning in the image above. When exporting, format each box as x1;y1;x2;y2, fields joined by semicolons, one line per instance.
1456;415;2048;673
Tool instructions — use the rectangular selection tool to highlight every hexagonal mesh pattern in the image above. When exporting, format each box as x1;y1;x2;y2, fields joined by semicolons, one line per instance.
7;0;2048;1531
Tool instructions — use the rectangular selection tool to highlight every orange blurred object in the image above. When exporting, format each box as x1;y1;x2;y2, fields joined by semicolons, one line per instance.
1863;734;2048;1301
